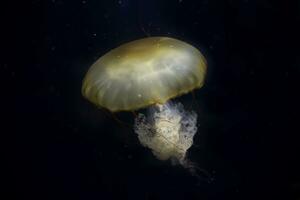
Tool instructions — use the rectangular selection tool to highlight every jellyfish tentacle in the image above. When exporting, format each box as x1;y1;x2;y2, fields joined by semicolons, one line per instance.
134;101;197;163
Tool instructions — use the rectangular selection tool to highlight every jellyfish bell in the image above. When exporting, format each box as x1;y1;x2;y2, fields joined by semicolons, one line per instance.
82;37;206;112
82;37;207;166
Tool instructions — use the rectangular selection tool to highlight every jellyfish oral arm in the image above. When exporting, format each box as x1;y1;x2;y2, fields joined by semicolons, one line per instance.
134;101;197;165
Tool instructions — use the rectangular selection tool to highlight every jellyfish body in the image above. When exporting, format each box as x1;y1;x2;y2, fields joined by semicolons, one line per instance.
82;37;207;165
82;37;206;112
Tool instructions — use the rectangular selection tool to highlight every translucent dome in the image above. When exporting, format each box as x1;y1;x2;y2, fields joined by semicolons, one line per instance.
82;37;207;112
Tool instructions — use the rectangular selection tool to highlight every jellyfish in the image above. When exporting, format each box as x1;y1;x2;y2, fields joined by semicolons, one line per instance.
82;37;207;167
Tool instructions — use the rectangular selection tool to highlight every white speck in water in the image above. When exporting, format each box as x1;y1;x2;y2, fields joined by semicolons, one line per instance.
138;94;142;98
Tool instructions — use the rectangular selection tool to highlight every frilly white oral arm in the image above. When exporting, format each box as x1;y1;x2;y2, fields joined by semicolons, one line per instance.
134;102;197;164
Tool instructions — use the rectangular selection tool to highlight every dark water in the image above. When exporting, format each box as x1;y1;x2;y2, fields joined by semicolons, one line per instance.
5;0;300;199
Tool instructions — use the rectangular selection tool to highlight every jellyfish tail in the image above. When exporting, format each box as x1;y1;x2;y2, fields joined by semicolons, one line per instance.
181;159;214;184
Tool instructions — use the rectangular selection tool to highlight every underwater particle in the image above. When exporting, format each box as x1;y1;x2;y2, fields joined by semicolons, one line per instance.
82;37;207;166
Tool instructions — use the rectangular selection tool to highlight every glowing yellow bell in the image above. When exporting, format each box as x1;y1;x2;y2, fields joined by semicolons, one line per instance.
82;37;207;112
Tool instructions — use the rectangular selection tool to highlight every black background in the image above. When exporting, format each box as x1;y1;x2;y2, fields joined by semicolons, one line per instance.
4;0;300;199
